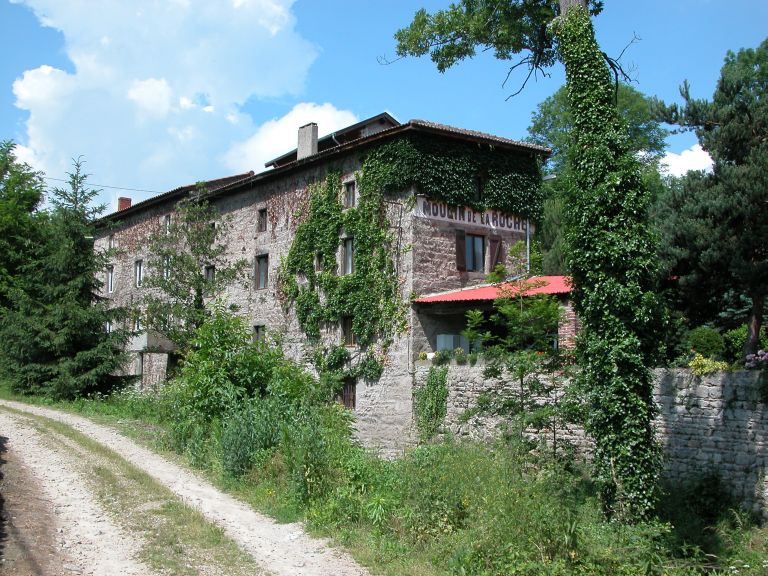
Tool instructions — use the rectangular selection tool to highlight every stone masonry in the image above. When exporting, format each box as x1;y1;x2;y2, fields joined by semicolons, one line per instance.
414;360;768;518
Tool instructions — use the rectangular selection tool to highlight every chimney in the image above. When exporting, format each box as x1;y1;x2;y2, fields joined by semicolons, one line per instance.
297;122;318;160
117;197;132;211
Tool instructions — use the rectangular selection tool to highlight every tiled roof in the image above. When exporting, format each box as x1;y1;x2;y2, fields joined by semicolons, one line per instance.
414;276;571;304
409;119;551;154
98;171;254;223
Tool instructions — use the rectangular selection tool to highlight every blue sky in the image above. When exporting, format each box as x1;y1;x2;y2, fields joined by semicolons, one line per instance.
1;0;766;211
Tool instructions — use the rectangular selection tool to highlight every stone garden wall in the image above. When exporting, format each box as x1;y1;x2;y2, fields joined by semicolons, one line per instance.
414;361;768;518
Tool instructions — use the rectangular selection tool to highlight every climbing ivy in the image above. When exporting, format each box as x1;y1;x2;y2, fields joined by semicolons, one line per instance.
414;365;449;442
554;7;663;522
363;135;543;219
279;166;406;379
279;135;543;383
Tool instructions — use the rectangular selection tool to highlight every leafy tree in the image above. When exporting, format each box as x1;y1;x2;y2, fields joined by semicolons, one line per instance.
529;85;668;274
0;159;130;398
0;141;45;308
397;0;663;520
655;39;768;356
142;191;248;352
529;84;669;173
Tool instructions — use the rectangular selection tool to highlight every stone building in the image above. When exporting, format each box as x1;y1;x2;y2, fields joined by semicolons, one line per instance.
96;112;572;453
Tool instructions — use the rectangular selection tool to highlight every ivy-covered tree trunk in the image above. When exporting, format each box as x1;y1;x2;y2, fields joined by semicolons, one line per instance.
554;5;662;521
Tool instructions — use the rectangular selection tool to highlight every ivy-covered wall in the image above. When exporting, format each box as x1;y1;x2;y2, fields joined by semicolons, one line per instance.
363;135;543;220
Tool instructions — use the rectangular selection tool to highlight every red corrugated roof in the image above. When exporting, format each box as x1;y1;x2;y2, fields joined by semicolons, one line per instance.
414;276;571;303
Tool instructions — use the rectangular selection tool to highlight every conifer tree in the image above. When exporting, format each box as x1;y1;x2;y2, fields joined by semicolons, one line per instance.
655;39;768;356
0;158;130;398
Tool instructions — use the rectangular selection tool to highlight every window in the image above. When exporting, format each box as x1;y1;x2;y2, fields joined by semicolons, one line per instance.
108;234;115;249
342;238;354;275
134;259;144;287
256;254;269;289
314;251;323;272
336;378;356;410
341;316;356;346
204;265;216;283
105;320;112;333
474;174;484;202
465;234;485;272
257;208;267;232
136;352;144;376
343;181;356;208
163;256;171;280
489;236;503;269
253;324;266;342
133;316;142;331
164;214;171;234
107;265;114;293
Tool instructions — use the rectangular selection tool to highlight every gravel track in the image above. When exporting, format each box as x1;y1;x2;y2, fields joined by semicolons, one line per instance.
0;400;369;576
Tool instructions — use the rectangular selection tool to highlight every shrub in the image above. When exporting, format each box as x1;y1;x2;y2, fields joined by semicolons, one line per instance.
453;347;467;365
724;324;768;363
220;397;283;477
432;349;452;365
689;353;729;376
688;326;725;359
414;366;448;442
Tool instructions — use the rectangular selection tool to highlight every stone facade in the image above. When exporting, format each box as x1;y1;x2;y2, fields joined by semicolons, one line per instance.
414;361;768;517
95;115;549;456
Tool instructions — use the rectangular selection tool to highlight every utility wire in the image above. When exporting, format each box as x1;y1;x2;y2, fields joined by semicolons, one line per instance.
43;176;160;195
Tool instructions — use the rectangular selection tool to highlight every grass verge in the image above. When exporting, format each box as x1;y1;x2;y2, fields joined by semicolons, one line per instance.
0;404;263;576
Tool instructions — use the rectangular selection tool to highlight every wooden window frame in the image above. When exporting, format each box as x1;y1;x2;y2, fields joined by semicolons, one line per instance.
341;316;356;347
342;237;354;275
256;254;269;289
466;234;485;273
257;208;268;232
343;181;356;208
336;377;356;410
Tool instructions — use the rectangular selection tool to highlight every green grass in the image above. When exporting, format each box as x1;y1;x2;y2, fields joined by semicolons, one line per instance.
3;383;767;576
0;404;262;576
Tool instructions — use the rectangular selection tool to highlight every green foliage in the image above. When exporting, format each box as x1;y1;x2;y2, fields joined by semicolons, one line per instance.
528;84;669;174
220;397;282;477
394;0;603;86
364;136;543;219
688;353;729;376
142;193;248;351
687;326;725;359
279;168;405;379
413;366;448;442
724;324;768;364
554;7;663;521
0;141;45;308
0;157;130;399
655;38;768;355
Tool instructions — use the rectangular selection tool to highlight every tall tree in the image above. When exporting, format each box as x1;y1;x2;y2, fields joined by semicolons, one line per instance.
141;192;248;352
0;141;45;308
655;39;768;356
396;0;662;520
528;83;669;173
529;84;668;274
0;159;130;398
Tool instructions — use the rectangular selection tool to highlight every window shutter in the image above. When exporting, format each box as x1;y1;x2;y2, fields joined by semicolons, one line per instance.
456;230;466;271
489;236;502;267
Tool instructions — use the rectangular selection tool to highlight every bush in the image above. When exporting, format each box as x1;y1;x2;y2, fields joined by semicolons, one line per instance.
688;326;725;359
689;353;729;376
724;324;768;363
220;397;283;477
413;366;448;442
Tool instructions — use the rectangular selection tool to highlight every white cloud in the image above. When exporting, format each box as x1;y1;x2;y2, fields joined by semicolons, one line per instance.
11;0;320;206
127;78;173;118
224;102;359;172
661;144;713;177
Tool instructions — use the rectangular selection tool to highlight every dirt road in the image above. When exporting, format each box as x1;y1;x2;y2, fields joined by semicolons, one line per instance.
0;400;369;576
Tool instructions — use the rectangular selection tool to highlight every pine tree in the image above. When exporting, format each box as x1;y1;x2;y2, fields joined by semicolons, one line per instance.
656;38;768;356
0;158;130;398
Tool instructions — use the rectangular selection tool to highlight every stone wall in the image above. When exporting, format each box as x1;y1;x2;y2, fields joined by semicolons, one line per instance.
414;361;768;517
